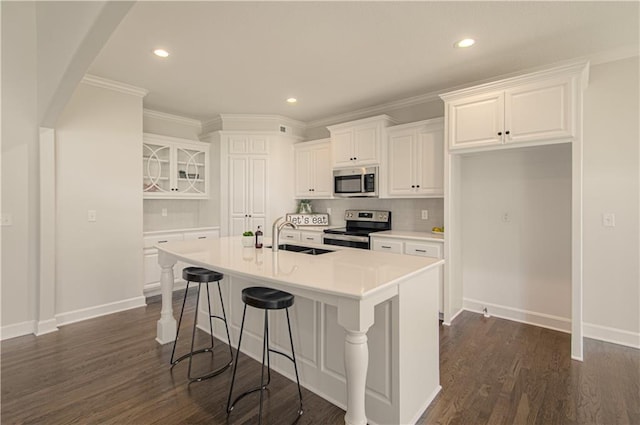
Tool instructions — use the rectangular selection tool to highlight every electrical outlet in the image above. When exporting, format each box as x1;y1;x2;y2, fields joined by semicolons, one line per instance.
161;208;168;217
1;213;13;226
88;210;97;222
501;212;511;223
421;210;429;220
602;213;616;227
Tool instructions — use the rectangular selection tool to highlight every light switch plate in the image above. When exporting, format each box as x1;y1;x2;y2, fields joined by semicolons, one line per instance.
1;213;13;226
602;213;616;227
421;210;429;220
161;208;168;217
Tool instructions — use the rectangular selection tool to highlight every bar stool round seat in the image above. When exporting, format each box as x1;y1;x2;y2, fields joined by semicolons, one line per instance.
242;287;294;310
170;267;233;383
227;286;303;424
183;267;224;283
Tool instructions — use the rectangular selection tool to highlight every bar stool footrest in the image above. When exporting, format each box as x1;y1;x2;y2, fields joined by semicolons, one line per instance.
171;348;233;382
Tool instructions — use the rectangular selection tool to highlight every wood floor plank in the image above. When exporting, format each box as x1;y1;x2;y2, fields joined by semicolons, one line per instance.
2;294;638;425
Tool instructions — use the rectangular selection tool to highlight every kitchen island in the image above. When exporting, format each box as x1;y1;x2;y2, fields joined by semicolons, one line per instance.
156;236;443;425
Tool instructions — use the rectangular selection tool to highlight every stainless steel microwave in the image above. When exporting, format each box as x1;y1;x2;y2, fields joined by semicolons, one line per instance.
333;167;378;197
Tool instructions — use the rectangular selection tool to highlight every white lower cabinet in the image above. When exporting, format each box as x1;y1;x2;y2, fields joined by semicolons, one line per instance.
279;228;326;244
371;235;444;313
143;228;220;296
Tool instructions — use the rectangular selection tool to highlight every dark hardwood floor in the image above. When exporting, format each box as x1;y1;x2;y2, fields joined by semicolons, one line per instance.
2;291;638;424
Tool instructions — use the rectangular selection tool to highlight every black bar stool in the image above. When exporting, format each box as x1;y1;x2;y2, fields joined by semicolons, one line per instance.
170;267;233;382
226;286;303;423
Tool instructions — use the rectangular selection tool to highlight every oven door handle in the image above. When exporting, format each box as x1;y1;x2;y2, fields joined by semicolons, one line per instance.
323;234;369;243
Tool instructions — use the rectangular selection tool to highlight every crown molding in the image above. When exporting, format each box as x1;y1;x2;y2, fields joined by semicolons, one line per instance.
143;109;202;129
218;113;306;129
306;91;441;129
82;74;148;97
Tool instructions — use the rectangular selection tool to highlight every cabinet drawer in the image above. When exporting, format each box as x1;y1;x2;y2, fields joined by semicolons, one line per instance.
183;229;220;241
143;233;183;249
300;231;322;244
371;239;403;254
405;241;442;258
280;229;301;242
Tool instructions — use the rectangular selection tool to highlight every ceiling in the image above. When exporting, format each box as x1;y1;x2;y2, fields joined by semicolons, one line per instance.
88;1;639;124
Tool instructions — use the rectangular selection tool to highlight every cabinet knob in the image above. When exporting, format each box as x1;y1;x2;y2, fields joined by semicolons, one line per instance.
505;131;510;135
416;185;420;188
498;132;502;136
411;185;415;188
354;157;357;160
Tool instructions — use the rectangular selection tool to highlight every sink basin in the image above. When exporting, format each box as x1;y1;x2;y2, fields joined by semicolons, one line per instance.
266;244;334;255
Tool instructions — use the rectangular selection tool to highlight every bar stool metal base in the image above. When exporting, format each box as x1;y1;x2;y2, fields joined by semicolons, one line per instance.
170;268;233;383
227;287;303;424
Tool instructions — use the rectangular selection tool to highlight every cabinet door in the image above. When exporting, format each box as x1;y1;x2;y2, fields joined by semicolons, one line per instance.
248;157;268;218
300;231;322;244
415;126;444;196
294;148;313;197
505;78;573;144
387;131;416;196
353;125;378;165
229;156;248;217
280;229;301;242
175;146;207;196
143;143;172;194
249;136;269;154
311;144;333;197
448;91;504;150
332;130;354;167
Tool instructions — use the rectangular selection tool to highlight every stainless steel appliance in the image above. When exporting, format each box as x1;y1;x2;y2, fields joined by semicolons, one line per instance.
323;209;391;249
333;167;378;197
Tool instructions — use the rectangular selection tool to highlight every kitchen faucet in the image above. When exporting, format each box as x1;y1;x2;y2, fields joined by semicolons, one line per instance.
272;216;297;252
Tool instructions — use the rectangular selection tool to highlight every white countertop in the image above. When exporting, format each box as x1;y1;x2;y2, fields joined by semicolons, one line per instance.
144;226;220;236
156;236;443;300
371;230;444;242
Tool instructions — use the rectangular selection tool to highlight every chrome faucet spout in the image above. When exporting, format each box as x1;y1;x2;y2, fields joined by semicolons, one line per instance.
272;217;298;252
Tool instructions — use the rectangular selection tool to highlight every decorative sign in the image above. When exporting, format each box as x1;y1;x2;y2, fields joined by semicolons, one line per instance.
286;213;329;226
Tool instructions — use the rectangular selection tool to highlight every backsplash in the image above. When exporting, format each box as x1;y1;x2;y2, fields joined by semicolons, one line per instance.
144;199;217;232
308;198;444;232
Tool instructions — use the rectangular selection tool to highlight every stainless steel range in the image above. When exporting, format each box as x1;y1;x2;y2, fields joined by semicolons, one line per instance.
323;210;391;250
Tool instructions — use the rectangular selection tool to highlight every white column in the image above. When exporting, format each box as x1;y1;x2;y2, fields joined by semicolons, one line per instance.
344;330;369;425
337;298;375;425
156;250;177;344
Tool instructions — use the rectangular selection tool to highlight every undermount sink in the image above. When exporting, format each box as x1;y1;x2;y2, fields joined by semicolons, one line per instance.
266;244;334;255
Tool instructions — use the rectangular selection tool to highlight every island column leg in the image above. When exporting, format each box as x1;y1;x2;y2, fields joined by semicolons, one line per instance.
156;251;177;345
337;298;375;425
344;330;369;425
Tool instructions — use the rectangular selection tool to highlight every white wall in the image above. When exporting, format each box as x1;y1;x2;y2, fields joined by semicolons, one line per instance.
35;1;133;126
460;144;573;330
582;57;639;346
54;82;144;317
1;2;39;334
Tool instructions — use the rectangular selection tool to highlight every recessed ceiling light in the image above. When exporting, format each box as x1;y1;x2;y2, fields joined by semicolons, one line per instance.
153;49;170;58
286;98;297;104
455;38;476;48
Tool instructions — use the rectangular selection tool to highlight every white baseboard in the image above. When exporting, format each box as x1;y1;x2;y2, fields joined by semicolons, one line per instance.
56;296;147;327
407;385;442;425
1;320;36;340
463;298;571;333
35;319;59;336
442;307;464;326
583;322;640;349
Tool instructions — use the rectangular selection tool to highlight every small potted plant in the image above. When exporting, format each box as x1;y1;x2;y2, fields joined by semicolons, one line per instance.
242;231;254;247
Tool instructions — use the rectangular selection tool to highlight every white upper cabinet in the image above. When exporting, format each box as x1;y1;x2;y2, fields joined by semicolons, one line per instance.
441;62;588;152
387;118;444;197
228;135;269;154
143;133;210;199
328;115;397;168
294;139;333;198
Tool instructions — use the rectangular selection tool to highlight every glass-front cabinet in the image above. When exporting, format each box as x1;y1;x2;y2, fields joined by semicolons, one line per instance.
143;133;210;199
